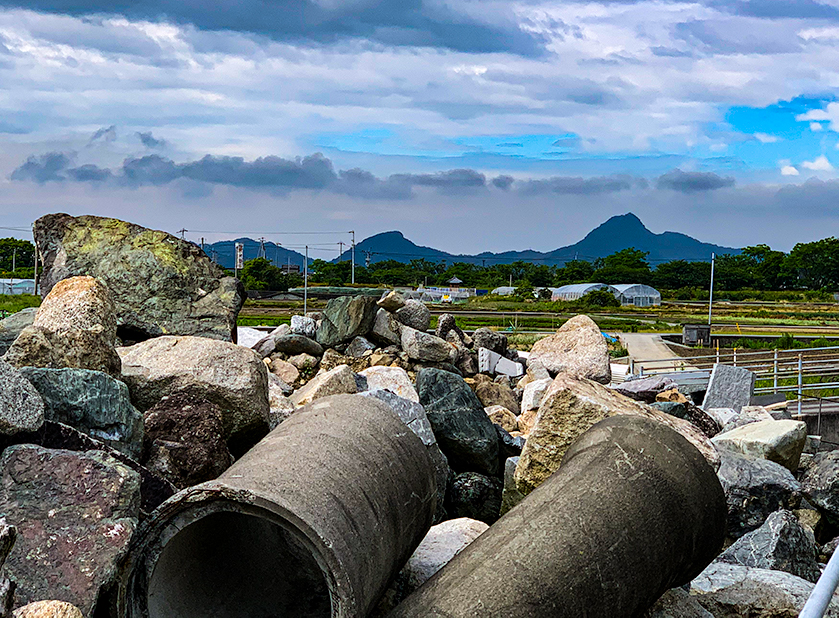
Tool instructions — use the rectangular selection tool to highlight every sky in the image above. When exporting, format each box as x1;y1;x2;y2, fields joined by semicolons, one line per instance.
1;0;839;258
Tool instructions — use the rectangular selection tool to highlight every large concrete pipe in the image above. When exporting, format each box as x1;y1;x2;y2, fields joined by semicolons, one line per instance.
387;414;727;618
117;394;437;618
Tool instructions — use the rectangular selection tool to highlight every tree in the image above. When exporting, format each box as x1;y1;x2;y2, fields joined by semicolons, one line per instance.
653;260;710;289
783;238;839;290
580;289;620;308
593;248;652;284
741;245;787;290
240;258;294;291
555;260;595;285
0;238;35;276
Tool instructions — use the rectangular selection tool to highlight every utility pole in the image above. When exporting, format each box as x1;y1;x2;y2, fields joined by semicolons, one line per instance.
257;237;266;260
708;253;716;326
200;238;205;252
304;245;309;315
11;248;15;277
178;228;188;240
338;242;344;260
364;251;373;268
350;231;356;285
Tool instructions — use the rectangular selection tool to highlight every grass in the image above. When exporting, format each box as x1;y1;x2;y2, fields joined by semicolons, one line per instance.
0;294;40;318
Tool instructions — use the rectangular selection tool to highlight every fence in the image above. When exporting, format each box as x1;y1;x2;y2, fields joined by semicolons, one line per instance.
627;346;839;416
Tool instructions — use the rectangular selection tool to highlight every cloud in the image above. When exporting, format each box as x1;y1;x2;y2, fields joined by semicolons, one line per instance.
492;175;514;190
88;125;116;145
137;131;166;149
802;155;834;171
781;165;799;176
754;133;780;143
10;152;73;182
811;122;823;132
656;169;735;192
519;175;635;195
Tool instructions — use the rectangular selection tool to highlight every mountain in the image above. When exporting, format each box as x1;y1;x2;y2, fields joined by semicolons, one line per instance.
204;238;309;270
334;213;738;266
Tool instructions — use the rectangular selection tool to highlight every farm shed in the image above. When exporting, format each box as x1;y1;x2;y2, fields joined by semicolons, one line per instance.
611;283;661;307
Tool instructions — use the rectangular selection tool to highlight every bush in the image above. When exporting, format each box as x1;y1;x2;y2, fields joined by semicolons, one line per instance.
580;289;620;308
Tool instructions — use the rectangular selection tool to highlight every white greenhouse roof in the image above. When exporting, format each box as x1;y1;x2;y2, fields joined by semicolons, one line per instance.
611;284;661;296
554;283;614;294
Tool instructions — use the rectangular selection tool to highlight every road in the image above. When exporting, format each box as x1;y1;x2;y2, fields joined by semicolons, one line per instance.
620;332;695;373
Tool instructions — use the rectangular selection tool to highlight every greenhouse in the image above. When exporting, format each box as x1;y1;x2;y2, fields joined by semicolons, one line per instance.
551;283;616;302
611;283;662;307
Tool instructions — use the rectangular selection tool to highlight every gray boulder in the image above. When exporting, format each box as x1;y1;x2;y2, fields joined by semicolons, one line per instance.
472;328;507;356
289;365;358;407
290;315;317;339
435;314;466;344
501;456;525;516
445;472;502;525
0;361;44;436
4;276;121;377
33;213;244;342
703;364;756;412
0;444;140;615
377;290;406;312
20;367;143;460
0;308;36;356
417;368;500;476
712;419;807;472
316;295;378;348
401;327;452;363
718;509;820;582
614;375;677;403
717;451;802;539
346;336;376;358
273;334;323;357
801;450;839;523
396;300;431;332
117;336;270;453
370;309;402;347
474;379;520;415
528;315;611;383
689;562;839;616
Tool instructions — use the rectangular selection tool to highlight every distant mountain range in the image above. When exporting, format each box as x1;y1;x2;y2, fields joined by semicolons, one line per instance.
206;212;738;269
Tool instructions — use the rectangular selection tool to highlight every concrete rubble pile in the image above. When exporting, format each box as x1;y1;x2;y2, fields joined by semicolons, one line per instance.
0;213;836;617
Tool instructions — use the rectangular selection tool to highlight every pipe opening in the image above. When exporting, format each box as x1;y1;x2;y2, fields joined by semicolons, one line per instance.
146;511;332;618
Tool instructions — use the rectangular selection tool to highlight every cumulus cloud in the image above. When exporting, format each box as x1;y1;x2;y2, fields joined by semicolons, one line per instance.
754;133;780;143
88;125;116;145
780;165;800;176
655;169;736;192
137;131;166;149
802;155;834;171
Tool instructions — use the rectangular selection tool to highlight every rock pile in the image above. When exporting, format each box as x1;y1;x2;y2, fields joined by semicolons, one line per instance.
0;216;838;616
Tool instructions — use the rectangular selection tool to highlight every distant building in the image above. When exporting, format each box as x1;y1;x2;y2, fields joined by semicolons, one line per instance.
611;284;661;307
280;264;301;275
0;279;37;295
551;283;616;302
447;276;463;288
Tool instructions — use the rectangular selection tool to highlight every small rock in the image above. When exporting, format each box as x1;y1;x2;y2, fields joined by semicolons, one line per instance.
142;393;233;489
717;451;802;539
521;377;552;413
290;315;317;339
273;334;324;357
370;309;402;347
721;405;775;433
801;450;839;523
287;353;319;372
485;405;518;433
718;509;821;582
445;472;502;525
474;380;520;415
401;327;453;363
613;375;676;403
500;456;525;515
346;336;376;358
528;315;610;384
472;328;507;356
795;508;822;538
316;295;378;347
712;419;807;472
235;326;265;348
0;360;45;436
517;408;538;435
435;314;465;343
359;366;419;402
269;357;300;385
0;308;36;356
656;388;689;404
267;377;295;429
495;424;524;460
13;601;84;618
319;348;371;373
396;299;431;332
377;290;406;312
290;365;358;407
705;408;738;428
267;371;293;396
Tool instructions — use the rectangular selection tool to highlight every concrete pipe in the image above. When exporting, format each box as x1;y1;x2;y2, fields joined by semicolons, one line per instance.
387;414;727;618
117;394;437;618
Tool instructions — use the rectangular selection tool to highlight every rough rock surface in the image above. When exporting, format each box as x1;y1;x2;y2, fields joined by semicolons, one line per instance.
4;276;121;377
319;349;371;373
142;393;233;489
445;472;503;525
435;314;465;343
500;456;525;516
377;290;406;312
485;405;518;433
703;364;756;412
370;309;402;347
13;601;84;618
689;562;839;616
717;451;802;539
527;315;611;383
290;315;317;339
718;509;820;582
316;295;378;347
520;377;552;413
401;327;452;363
0;444;140;615
272;334;324;358
646;587;714;618
613;375;677;403
515;374;719;495
20;367;143;459
650;401;720;438
474;380;520;415
269;357;300;385
801;450;839;522
656;389;689;404
345;336;376;358
287;353;319;372
721;405;777;433
118;335;270;447
417;368;500;476
0;308;36;357
290;365;358;407
267;377;295;429
235;326;264;349
396;299;431;332
0;361;44;436
472;328;507;356
34;213;244;342
712;419;807;472
359;366;419;402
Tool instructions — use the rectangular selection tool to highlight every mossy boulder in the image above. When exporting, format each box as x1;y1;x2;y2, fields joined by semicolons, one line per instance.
34;213;244;343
